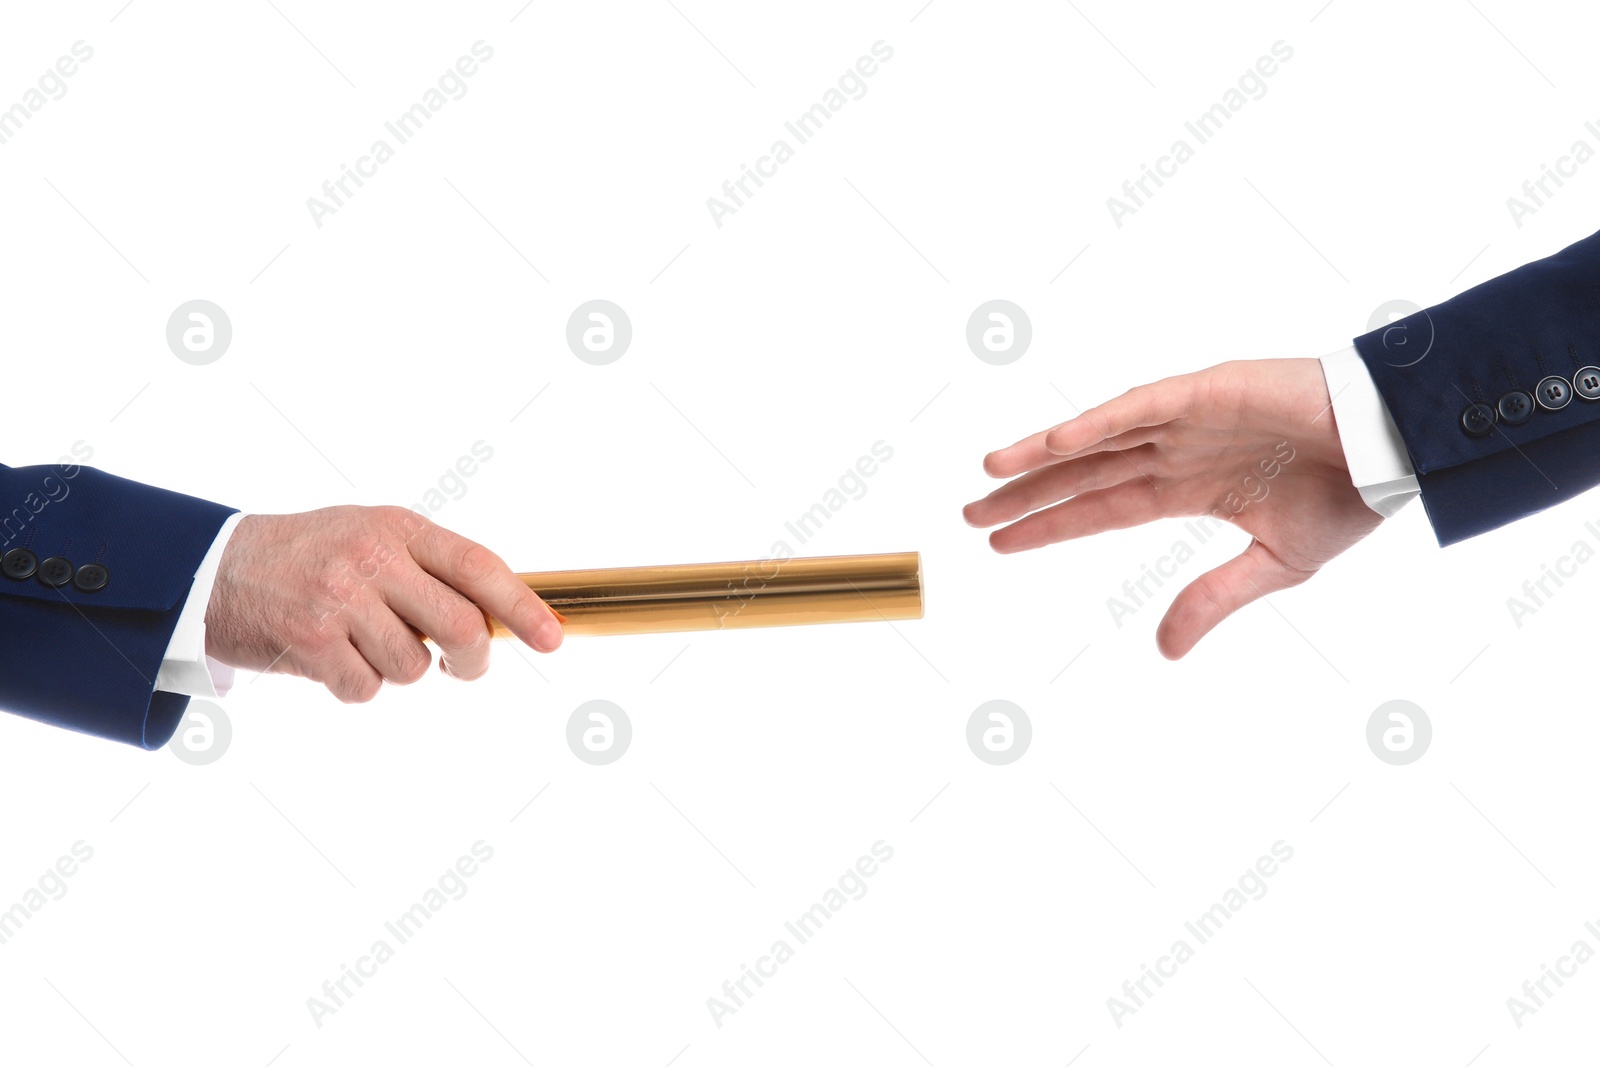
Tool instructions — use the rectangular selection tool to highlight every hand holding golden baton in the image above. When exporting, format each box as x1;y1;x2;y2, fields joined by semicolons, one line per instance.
466;551;923;638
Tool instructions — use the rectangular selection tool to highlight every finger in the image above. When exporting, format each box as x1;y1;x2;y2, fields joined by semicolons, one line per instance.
384;570;494;680
1155;539;1315;660
308;646;385;703
1041;425;1167;465
984;425;1171;482
979;382;1187;479
1042;378;1190;458
983;425;1071;479
348;607;434;686
965;445;1158;528
408;523;564;652
989;480;1166;554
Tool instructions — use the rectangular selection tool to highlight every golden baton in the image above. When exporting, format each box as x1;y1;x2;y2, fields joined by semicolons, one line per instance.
481;551;923;637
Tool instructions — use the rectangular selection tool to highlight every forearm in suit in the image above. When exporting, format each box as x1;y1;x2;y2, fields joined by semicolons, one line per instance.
0;462;236;748
1352;226;1600;545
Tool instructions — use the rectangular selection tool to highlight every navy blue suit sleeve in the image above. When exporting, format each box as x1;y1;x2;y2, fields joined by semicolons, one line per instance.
0;462;237;748
1352;225;1600;545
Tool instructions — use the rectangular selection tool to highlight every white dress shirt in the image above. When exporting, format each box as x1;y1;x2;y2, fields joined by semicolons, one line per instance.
1317;345;1420;518
156;511;246;698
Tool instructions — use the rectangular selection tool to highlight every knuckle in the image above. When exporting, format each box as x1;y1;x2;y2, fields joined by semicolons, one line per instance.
312;571;355;608
395;661;428;687
452;541;496;584
351;531;388;563
443;651;489;682
379;505;431;544
383;629;431;685
296;617;342;658
501;591;544;636
435;605;488;651
334;670;382;704
506;587;538;621
312;649;382;703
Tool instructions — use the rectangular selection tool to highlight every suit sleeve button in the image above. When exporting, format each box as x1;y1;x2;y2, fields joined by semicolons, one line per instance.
2;548;38;580
73;563;109;592
1575;366;1600;400
1461;402;1496;436
1498;390;1534;425
1537;375;1574;410
37;557;74;588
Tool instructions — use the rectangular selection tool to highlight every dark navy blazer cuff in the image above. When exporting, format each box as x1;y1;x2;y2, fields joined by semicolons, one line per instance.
0;462;237;748
1352;225;1600;545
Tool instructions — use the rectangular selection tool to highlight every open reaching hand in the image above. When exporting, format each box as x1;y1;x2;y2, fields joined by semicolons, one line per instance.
205;506;564;702
963;358;1384;658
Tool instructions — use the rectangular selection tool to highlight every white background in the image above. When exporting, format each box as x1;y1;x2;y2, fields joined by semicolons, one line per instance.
2;1;1599;1063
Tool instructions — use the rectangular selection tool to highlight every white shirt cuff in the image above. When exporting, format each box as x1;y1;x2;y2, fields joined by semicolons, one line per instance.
1318;346;1420;519
155;511;246;699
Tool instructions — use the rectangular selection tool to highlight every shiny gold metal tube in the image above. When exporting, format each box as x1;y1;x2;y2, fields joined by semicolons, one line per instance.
488;551;923;637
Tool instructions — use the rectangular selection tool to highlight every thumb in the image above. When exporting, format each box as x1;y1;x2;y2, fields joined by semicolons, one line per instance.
1156;539;1315;659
